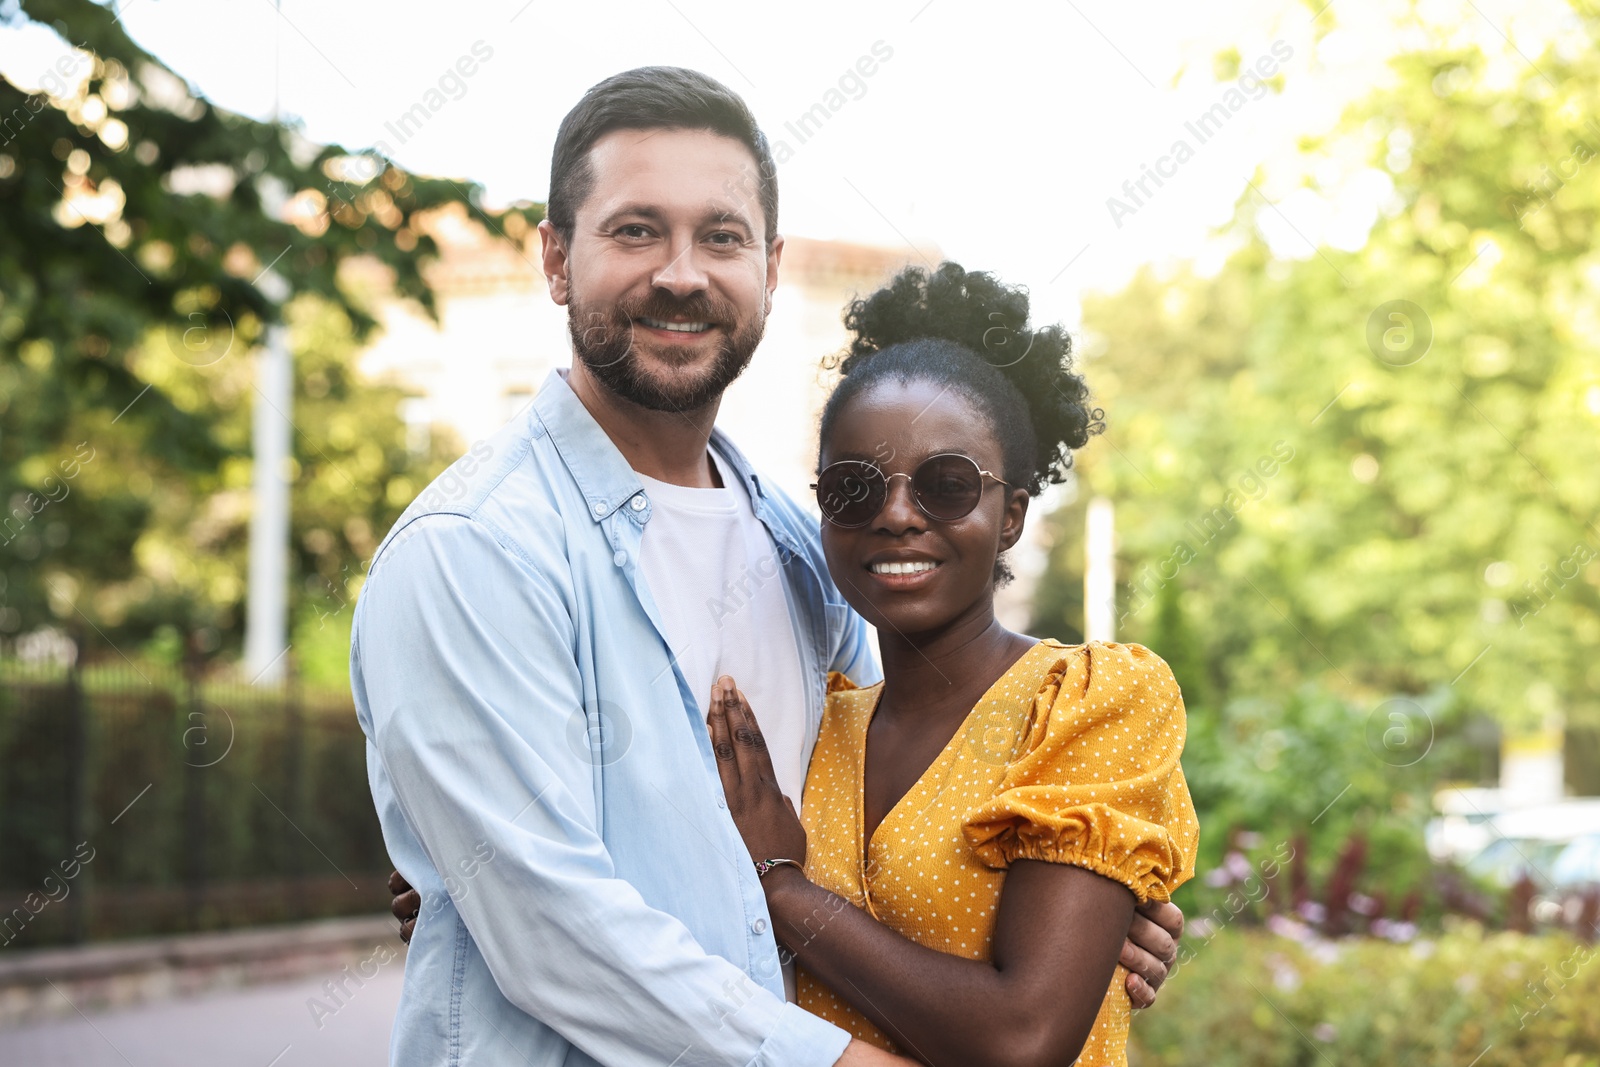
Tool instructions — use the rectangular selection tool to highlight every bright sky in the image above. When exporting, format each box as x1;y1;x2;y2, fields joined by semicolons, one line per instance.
0;0;1579;326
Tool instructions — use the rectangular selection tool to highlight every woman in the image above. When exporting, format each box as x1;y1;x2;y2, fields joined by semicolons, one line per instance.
708;262;1197;1067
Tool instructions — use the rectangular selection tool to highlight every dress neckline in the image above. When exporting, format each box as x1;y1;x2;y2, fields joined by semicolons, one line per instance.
854;640;1068;902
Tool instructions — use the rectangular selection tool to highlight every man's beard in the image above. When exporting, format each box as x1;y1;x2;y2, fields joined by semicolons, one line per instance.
567;288;765;413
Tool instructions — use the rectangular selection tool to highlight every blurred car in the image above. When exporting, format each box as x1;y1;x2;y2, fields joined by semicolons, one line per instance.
1490;798;1600;841
1463;836;1568;888
1432;794;1600;878
1426;787;1505;862
1550;833;1600;890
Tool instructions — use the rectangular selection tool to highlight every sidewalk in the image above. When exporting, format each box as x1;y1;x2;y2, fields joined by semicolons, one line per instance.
0;914;401;1029
0;958;402;1067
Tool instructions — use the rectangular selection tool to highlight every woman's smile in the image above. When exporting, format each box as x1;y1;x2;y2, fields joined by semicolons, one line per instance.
864;551;944;588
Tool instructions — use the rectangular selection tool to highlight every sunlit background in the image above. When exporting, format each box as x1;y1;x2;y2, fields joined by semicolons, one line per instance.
1;0;1598;1063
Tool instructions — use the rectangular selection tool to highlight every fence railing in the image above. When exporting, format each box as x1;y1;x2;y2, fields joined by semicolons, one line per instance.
0;659;389;949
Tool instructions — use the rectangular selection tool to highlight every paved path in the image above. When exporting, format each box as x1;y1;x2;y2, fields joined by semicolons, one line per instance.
0;966;402;1066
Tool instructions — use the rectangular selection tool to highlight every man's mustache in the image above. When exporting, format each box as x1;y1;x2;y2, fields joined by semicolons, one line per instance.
617;292;738;326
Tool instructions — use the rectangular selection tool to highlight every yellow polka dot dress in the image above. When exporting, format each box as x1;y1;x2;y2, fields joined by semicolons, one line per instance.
798;640;1199;1066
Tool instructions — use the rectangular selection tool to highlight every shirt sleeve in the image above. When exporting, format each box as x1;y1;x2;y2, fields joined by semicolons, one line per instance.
827;604;882;687
355;514;850;1067
960;643;1199;903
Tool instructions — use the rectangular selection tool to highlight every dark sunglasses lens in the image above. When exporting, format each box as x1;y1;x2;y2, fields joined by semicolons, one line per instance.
816;463;885;526
912;455;985;520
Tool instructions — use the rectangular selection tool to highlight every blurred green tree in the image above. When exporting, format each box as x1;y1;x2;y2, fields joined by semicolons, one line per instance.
1035;6;1600;742
0;0;541;671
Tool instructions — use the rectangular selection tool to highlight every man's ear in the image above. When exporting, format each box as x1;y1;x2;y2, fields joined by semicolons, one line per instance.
764;233;784;316
538;219;571;306
999;489;1030;553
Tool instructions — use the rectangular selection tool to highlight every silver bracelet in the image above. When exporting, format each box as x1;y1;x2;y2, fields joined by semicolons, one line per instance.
754;857;802;879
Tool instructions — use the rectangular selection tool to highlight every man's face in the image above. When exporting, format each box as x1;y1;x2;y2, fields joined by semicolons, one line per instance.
539;128;782;414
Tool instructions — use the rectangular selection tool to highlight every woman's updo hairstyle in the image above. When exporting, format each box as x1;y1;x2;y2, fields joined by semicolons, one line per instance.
819;262;1104;497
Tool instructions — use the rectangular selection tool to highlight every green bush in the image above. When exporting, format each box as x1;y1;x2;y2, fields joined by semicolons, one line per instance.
1172;680;1490;928
1129;925;1600;1066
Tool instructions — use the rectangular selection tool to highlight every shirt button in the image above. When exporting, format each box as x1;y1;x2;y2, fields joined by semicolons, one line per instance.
592;500;607;516
751;918;768;935
612;550;628;567
630;495;647;511
716;797;727;809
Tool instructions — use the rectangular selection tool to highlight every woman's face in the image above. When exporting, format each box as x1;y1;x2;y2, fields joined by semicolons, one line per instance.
819;379;1029;638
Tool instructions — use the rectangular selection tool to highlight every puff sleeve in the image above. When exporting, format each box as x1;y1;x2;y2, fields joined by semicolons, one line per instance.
961;642;1198;903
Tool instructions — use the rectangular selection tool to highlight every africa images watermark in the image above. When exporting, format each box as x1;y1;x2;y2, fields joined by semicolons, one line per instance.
1510;939;1597;1031
1505;118;1600;232
322;39;495;206
1509;540;1597;627
1;441;97;553
774;41;895;153
706;543;803;630
366;438;497;566
0;38;93;151
1106;40;1294;228
0;841;96;948
305;942;401;1031
713;41;896;221
398;839;498;935
373;41;494;163
1173;839;1296;974
1120;440;1296;624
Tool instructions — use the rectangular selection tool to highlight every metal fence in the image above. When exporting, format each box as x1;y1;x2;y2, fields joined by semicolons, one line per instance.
0;660;390;949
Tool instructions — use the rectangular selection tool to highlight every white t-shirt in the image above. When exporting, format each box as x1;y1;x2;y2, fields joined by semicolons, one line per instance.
636;451;810;808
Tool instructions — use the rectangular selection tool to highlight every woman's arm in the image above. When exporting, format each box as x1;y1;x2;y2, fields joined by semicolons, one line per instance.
709;679;1135;1067
767;859;1132;1067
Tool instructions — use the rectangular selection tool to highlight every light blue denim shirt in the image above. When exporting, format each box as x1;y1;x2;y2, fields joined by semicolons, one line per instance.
352;369;880;1066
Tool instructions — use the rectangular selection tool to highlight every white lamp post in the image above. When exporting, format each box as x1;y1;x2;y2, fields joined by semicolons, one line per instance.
244;322;292;684
1084;496;1115;643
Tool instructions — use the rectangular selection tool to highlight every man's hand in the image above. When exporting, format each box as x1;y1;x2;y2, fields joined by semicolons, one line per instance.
389;869;420;944
835;1039;918;1065
1121;899;1183;1008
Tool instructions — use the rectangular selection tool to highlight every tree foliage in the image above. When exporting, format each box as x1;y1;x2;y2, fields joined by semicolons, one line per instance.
1035;4;1600;742
0;0;541;673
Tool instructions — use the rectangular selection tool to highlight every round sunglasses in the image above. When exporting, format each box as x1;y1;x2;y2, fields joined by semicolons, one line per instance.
811;454;1013;528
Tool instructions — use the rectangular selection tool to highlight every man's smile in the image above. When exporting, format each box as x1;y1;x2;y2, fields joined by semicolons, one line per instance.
637;317;713;334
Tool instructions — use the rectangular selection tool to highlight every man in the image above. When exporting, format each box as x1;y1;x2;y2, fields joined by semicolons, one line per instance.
356;66;1181;1067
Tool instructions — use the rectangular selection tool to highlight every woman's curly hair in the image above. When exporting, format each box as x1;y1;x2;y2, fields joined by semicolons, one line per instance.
820;262;1104;497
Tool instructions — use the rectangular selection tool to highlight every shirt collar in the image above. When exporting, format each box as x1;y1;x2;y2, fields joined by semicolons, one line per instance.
707;427;768;505
532;368;767;523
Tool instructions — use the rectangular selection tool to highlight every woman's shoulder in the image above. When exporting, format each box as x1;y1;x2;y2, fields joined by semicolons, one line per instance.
1032;639;1178;690
1032;637;1170;664
965;639;1197;901
1023;639;1185;735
